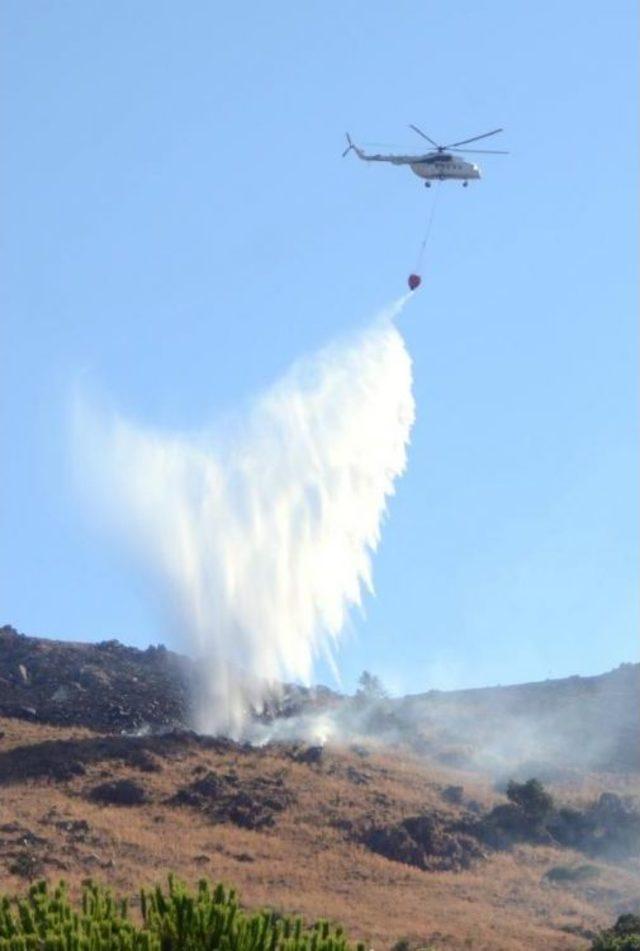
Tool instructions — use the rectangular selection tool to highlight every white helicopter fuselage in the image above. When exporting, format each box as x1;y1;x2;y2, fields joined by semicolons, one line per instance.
411;153;480;181
343;131;504;186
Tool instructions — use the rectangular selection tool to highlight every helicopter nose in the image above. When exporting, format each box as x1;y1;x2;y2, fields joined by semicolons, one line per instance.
473;164;481;178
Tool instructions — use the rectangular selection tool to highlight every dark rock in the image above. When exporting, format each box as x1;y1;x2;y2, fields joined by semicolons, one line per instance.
172;770;293;830
441;785;464;805
15;831;48;848
128;749;162;773
55;819;90;837
9;851;45;879
89;779;148;806
291;745;324;766
346;766;369;785
54;760;87;781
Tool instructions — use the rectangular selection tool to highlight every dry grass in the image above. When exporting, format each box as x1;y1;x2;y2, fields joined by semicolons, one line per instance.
0;716;638;950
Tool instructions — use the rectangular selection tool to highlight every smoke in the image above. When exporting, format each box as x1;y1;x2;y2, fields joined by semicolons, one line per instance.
73;299;415;737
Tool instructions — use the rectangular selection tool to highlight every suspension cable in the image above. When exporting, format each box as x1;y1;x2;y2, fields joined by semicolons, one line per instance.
414;181;442;273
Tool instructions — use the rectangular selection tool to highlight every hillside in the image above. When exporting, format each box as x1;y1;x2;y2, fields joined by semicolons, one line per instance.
1;716;639;950
0;625;194;732
0;625;638;949
1;625;637;774
394;664;640;775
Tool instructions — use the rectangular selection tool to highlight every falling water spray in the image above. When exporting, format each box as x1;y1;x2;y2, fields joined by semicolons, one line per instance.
73;299;415;737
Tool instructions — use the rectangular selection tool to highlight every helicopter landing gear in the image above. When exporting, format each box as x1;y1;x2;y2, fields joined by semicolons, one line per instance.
424;181;431;188
462;181;469;187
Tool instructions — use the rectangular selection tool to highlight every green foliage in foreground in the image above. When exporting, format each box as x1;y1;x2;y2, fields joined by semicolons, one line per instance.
591;914;640;950
0;876;364;951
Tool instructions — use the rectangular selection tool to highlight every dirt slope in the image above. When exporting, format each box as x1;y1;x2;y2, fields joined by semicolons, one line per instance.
0;716;638;950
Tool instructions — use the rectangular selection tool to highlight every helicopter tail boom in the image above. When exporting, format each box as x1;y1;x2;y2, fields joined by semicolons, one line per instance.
342;135;414;165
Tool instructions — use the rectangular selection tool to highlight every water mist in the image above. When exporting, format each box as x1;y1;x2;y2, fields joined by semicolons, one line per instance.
73;299;415;737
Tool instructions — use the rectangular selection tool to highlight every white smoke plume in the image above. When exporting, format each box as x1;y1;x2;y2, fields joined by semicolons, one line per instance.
73;299;415;737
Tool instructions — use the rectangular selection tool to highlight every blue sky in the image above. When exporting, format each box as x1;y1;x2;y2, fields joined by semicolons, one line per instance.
3;1;637;694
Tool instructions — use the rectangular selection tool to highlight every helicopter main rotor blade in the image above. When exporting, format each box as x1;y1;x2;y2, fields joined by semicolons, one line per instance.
444;128;504;149
408;124;440;148
448;147;509;154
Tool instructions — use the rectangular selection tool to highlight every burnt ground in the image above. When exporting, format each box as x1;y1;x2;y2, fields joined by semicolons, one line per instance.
0;729;238;782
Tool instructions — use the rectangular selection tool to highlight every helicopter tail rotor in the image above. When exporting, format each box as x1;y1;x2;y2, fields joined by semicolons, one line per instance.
342;133;355;158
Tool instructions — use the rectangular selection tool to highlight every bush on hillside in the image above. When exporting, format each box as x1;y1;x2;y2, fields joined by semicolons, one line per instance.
544;864;600;884
549;793;640;858
591;914;640;950
478;778;555;847
479;779;640;858
506;779;554;824
356;671;387;701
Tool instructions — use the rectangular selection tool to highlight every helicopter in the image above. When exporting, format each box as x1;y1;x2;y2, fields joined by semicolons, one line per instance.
342;125;508;187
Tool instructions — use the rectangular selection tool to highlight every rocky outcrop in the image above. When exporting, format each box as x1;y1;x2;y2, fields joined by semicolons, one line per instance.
0;625;192;732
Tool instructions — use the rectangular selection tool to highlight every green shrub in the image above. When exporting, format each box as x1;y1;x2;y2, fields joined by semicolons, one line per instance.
591;914;640;950
0;877;364;951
